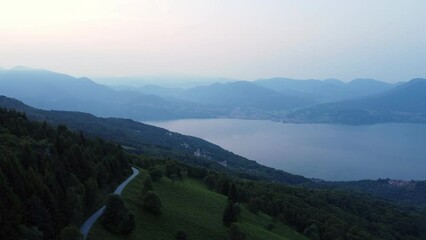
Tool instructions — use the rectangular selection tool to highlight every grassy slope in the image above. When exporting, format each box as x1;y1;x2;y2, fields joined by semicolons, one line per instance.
87;170;308;240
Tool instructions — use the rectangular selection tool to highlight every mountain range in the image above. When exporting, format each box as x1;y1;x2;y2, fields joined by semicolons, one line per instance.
1;67;425;124
254;77;395;102
285;78;426;124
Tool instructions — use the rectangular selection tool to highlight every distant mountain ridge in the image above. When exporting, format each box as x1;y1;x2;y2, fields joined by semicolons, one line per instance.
254;77;395;102
2;67;425;125
0;68;220;120
285;78;426;124
181;81;316;110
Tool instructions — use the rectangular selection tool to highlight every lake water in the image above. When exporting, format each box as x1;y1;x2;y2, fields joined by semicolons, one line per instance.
146;119;426;181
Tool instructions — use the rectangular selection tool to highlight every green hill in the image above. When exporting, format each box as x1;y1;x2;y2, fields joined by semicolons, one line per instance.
87;170;308;240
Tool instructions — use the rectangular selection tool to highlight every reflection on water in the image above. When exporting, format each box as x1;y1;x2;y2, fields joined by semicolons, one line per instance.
146;119;426;181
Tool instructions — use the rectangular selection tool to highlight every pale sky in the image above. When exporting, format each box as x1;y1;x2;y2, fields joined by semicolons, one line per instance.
1;0;426;82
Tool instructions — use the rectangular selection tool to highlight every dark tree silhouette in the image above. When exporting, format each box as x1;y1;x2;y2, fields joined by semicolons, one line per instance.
142;191;162;215
101;195;135;234
228;183;238;203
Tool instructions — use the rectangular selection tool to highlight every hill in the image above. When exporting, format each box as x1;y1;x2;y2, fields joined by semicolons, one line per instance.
285;78;426;124
87;170;308;240
0;95;309;185
255;78;394;102
87;159;426;240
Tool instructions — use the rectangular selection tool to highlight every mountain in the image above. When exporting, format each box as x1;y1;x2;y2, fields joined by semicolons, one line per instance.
285;78;426;124
0;95;309;184
255;77;395;102
181;81;316;111
121;84;184;98
0;68;318;121
95;75;238;88
0;68;219;120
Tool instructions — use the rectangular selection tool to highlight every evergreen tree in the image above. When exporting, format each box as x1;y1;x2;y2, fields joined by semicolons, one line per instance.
228;183;238;203
222;203;238;227
101;195;135;234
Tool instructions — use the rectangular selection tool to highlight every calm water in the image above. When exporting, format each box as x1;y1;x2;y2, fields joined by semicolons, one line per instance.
146;119;426;181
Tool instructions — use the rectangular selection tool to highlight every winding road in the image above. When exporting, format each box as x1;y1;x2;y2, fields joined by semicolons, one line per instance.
80;167;140;239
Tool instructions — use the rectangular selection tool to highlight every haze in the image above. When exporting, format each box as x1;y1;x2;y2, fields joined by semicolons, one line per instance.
1;0;426;82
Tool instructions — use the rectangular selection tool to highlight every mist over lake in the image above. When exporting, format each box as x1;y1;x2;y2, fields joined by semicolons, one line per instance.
147;119;426;181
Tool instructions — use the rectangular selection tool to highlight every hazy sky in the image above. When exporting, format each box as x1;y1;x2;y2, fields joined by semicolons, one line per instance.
1;0;426;82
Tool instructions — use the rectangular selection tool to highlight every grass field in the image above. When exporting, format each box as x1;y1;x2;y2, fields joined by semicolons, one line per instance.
87;170;308;240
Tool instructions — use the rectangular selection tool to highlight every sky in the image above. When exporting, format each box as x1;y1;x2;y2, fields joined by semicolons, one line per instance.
1;0;426;83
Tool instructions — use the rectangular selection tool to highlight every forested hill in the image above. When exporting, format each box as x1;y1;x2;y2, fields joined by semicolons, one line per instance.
0;95;309;185
0;108;131;240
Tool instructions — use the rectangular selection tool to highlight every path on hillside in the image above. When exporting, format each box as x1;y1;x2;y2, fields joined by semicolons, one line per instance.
80;167;140;239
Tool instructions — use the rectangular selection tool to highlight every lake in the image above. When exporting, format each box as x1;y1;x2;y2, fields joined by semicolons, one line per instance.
146;119;426;181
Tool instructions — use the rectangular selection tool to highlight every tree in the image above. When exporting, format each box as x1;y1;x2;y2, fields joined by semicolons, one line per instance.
203;175;216;189
142;191;162;215
149;167;163;182
303;224;320;240
59;225;83;240
170;173;179;183
165;161;181;179
247;198;259;214
218;179;230;196
223;203;239;227
142;177;154;195
230;224;246;240
84;178;98;212
228;183;238;203
101;195;135;234
175;231;188;240
19;225;43;240
25;196;54;239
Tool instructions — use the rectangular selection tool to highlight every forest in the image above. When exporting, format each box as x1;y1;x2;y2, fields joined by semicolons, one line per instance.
0;109;131;239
